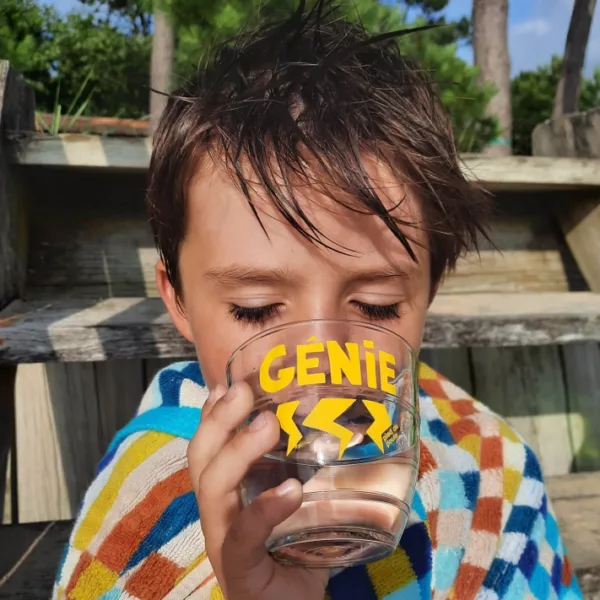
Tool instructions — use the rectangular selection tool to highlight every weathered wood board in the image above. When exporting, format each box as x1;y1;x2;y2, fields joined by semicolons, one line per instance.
533;108;600;473
14;365;71;522
470;346;575;478
0;61;35;528
2;293;600;364
559;200;600;292
561;342;600;472
419;348;474;395
13;361;144;523
546;471;600;570
16;134;600;192
17;170;580;300
6;115;600;525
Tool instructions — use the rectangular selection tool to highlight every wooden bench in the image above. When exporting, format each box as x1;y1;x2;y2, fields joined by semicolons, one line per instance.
1;61;600;581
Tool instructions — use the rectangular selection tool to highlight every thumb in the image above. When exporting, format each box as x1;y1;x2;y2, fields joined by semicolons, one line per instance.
221;479;302;581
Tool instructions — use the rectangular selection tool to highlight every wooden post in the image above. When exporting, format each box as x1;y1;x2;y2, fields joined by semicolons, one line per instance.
533;109;600;471
0;61;35;522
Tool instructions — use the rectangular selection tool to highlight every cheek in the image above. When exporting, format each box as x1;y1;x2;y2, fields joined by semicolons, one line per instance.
186;303;248;389
188;313;233;389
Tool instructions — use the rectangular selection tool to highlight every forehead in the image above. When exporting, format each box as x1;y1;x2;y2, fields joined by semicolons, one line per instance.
183;157;429;276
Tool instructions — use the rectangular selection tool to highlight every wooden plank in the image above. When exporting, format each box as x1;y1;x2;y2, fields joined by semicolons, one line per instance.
94;360;145;450
0;520;73;596
1;294;599;364
560;200;600;292
561;342;600;472
14;360;146;523
20;170;569;301
16;135;600;190
0;62;35;527
14;365;71;523
546;472;600;571
0;367;16;524
41;363;104;519
533;106;600;477
471;346;573;477
0;61;33;310
442;210;570;295
2;455;11;524
418;349;474;395
24;168;154;299
18;134;153;171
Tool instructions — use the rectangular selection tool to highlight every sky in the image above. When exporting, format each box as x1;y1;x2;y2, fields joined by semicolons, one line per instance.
42;0;599;77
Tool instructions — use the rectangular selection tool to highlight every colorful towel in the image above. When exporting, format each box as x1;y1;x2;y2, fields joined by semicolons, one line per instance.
53;361;582;600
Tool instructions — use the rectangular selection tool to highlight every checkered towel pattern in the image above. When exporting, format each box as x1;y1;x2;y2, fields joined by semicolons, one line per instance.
53;361;582;599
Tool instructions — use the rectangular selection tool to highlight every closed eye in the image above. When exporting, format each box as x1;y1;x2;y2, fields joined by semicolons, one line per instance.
228;304;283;324
228;301;402;325
351;301;402;321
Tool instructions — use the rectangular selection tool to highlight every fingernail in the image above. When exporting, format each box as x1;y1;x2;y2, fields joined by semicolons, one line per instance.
276;479;297;497
213;384;226;400
249;412;267;431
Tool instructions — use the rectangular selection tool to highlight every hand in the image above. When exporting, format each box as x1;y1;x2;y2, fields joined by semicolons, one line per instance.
187;382;329;600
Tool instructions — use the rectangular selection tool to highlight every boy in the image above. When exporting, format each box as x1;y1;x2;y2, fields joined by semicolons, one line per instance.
54;2;582;599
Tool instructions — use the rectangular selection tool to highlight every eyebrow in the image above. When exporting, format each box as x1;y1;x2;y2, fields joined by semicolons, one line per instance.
348;267;414;284
204;265;413;286
205;266;295;286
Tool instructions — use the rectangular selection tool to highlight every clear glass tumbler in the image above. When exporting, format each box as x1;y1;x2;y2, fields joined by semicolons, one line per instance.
226;319;419;569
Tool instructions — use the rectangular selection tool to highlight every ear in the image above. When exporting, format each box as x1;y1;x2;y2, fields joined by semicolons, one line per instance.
156;260;194;343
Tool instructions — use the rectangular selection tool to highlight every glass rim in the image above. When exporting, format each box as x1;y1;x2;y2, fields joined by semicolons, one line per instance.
225;318;417;376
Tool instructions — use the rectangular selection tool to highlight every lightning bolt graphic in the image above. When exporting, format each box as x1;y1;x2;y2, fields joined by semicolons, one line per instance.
362;400;393;454
302;398;356;460
276;401;303;456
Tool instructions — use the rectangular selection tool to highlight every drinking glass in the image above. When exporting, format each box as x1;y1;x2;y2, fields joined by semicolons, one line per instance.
226;319;419;568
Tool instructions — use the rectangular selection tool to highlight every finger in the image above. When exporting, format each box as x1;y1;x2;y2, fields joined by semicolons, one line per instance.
197;410;280;509
221;479;303;585
201;384;226;419
196;410;281;586
187;382;254;496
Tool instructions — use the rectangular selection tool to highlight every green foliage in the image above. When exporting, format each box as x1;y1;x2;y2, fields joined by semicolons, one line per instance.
36;68;95;135
0;0;58;96
0;0;150;118
48;13;151;117
0;0;494;149
511;56;600;155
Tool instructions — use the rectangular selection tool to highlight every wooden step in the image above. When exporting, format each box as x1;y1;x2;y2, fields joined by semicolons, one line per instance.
15;135;600;191
1;293;599;364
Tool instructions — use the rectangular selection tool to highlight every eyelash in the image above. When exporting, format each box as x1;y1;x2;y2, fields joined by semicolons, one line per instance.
228;301;402;324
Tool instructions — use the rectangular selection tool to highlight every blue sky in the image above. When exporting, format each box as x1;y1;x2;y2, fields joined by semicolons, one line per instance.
43;0;599;76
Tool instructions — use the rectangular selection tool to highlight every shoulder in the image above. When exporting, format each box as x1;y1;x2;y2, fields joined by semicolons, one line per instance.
417;360;531;484
415;362;580;598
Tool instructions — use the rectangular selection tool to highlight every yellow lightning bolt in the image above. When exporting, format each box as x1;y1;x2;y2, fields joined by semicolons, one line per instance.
302;398;356;460
362;400;393;454
276;401;303;456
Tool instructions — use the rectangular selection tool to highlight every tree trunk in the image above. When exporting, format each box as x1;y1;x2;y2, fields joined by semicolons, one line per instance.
553;0;597;118
150;6;174;134
472;0;512;157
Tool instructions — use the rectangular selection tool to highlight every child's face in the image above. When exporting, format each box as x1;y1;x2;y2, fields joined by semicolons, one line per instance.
157;158;433;390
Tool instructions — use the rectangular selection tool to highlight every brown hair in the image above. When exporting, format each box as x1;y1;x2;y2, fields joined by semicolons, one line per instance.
147;0;491;296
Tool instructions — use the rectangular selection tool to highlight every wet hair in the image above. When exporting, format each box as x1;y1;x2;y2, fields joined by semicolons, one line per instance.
147;0;491;296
